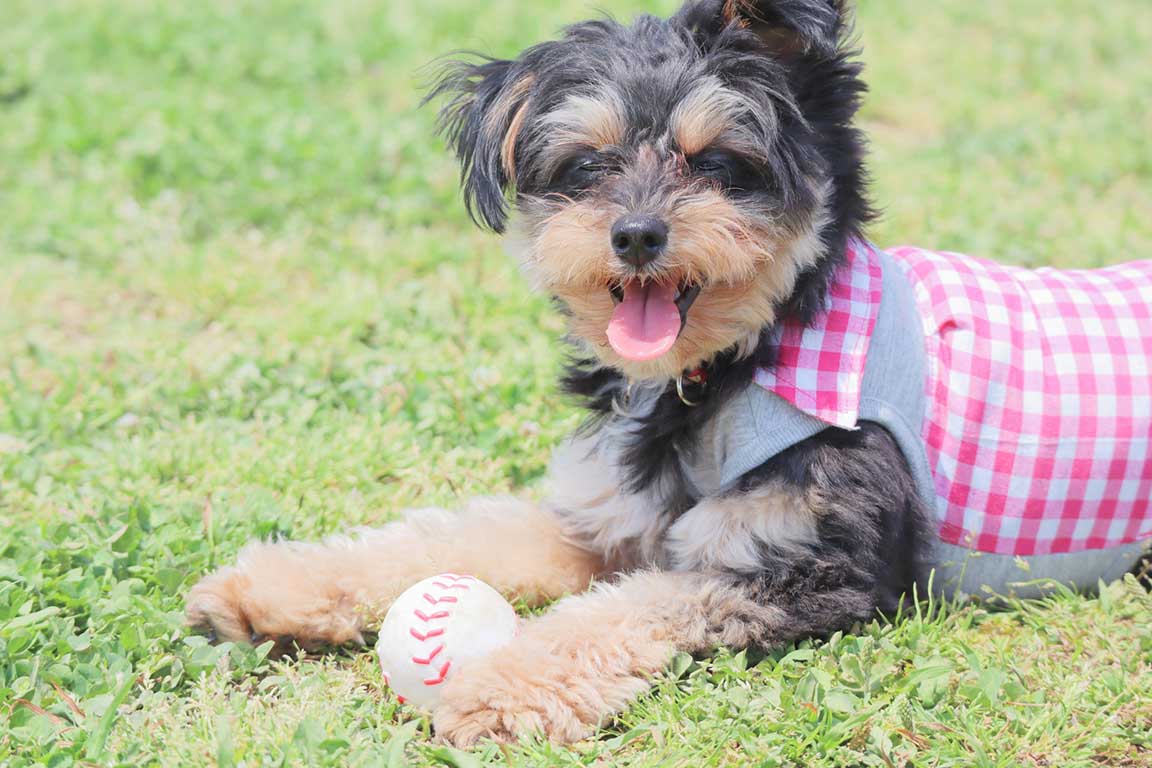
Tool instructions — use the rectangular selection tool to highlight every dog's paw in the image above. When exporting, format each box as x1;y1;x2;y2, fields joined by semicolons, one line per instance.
432;664;593;746
185;566;255;643
432;647;648;747
184;553;366;650
186;568;256;644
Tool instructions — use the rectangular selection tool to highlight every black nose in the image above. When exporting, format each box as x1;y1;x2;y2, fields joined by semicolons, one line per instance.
611;215;668;268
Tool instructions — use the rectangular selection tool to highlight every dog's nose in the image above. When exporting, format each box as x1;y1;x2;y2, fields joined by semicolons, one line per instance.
611;215;668;268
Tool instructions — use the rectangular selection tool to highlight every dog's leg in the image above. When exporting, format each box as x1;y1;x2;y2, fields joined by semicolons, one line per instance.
434;424;934;745
433;568;871;745
184;437;640;648
185;496;604;648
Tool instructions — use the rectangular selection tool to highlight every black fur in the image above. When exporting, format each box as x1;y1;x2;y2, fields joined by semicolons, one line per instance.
430;1;871;244
534;0;875;509
735;424;936;616
434;0;927;643
426;56;520;232
562;336;775;505
687;428;934;651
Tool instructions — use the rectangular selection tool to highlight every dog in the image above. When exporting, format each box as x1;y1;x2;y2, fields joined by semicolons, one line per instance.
185;0;1152;746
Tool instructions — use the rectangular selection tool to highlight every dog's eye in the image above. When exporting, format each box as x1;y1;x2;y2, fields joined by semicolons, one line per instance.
690;152;733;179
692;157;728;174
552;153;611;192
689;151;762;195
574;160;606;176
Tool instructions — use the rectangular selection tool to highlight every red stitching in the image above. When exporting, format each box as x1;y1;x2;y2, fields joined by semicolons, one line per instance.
423;592;458;605
431;582;471;590
401;574;478;696
423;660;452;686
409;627;445;642
411;644;444;665
413;609;450;622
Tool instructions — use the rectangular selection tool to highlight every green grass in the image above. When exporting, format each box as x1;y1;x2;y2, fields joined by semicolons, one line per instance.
1;0;1151;765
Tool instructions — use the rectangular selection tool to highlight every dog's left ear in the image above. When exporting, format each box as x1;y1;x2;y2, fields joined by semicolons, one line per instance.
680;0;847;58
427;58;534;234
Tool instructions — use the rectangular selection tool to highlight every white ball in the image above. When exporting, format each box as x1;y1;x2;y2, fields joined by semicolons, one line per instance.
376;573;518;709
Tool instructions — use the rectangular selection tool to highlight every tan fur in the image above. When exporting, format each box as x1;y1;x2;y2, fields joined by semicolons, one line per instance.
501;101;531;178
515;199;621;291
187;451;802;746
483;75;533;140
722;0;745;25
666;483;817;571
185;497;603;648
513;184;829;381
537;90;627;175
186;409;808;746
491;76;534;178
671;78;761;156
433;570;784;745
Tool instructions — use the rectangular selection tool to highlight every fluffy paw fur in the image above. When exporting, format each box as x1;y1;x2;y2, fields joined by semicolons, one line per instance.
432;644;653;746
185;566;255;642
185;542;369;649
431;582;683;746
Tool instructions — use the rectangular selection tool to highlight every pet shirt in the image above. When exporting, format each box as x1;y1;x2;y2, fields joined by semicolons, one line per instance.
681;240;1152;593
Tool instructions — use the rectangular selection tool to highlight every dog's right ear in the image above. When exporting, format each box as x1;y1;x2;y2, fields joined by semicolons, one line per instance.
678;0;846;59
427;57;534;234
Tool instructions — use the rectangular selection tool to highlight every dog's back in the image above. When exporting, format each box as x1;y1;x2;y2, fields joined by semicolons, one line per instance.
891;246;1152;557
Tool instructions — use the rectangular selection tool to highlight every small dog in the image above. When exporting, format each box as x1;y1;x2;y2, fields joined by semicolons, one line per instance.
186;0;1152;746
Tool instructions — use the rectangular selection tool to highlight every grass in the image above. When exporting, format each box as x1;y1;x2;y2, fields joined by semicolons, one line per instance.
1;0;1150;765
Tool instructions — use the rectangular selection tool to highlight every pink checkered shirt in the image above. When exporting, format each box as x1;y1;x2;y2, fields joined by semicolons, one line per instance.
756;241;1152;556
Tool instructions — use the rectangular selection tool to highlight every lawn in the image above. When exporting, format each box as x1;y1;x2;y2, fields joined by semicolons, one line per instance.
1;0;1150;765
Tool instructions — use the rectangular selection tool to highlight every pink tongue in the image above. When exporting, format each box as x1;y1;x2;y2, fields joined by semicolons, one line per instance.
607;282;682;361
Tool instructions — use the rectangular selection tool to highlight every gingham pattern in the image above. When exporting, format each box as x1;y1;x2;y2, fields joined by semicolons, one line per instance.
755;241;1152;556
753;239;882;430
891;246;1152;555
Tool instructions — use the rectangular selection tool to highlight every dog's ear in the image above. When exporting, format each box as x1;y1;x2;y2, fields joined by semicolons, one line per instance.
427;57;534;233
678;0;846;58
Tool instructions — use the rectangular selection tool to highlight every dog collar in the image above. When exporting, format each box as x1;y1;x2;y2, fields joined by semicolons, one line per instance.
676;367;708;407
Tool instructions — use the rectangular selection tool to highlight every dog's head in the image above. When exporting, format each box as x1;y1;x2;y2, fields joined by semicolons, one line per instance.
431;0;869;381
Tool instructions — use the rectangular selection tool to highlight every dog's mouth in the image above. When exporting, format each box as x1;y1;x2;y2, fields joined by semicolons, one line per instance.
606;279;702;361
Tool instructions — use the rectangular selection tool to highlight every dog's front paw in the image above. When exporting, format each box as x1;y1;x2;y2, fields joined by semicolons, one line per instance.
432;656;595;746
184;544;367;649
186;566;256;643
432;647;649;747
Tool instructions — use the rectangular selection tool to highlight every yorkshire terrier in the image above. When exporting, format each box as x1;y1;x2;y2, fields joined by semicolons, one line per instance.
187;0;1152;746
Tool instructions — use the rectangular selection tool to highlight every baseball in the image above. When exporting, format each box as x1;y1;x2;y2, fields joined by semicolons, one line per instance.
375;573;519;709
